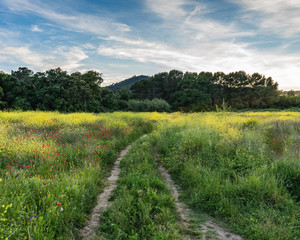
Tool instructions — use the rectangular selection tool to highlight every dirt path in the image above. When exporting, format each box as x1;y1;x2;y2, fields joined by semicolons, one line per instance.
80;145;131;240
158;165;243;240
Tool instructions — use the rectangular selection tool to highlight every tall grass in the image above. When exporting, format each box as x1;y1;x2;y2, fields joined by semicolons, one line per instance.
1;111;299;239
152;112;300;239
0;111;153;239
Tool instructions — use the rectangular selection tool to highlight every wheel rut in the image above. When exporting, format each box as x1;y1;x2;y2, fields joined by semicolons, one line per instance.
80;145;131;240
158;164;243;240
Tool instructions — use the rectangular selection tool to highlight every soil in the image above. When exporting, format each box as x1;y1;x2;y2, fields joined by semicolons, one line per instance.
80;146;131;240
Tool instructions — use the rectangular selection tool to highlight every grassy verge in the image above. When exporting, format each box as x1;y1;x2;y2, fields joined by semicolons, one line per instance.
97;135;185;240
0;111;152;239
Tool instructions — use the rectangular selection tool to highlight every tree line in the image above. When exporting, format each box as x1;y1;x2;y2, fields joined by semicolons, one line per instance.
130;70;283;111
0;67;299;112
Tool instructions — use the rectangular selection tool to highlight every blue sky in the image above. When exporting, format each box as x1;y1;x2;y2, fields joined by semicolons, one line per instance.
0;0;300;90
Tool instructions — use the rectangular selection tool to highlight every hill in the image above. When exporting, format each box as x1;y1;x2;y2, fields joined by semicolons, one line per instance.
107;75;149;91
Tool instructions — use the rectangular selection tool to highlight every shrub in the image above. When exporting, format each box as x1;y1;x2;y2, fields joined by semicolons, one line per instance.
127;98;171;112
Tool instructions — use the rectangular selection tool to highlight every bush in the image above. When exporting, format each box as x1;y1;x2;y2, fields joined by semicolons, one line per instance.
128;98;171;112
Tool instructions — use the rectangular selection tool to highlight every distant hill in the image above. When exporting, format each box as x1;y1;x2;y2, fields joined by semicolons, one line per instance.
107;75;149;92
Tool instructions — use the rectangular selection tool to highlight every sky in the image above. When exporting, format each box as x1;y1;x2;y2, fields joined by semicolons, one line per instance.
0;0;300;90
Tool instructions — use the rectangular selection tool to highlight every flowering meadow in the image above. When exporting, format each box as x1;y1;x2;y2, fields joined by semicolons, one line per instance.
151;112;300;239
0;111;299;239
0;111;153;239
97;111;300;239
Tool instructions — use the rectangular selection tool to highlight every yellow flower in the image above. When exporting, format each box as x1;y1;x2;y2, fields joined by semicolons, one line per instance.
0;178;2;182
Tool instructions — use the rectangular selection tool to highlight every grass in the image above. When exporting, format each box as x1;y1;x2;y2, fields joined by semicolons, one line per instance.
97;135;184;239
152;113;300;239
0;111;153;239
0;111;299;239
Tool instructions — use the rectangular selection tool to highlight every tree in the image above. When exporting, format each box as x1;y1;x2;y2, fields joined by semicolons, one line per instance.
0;86;6;108
287;90;295;97
172;72;212;111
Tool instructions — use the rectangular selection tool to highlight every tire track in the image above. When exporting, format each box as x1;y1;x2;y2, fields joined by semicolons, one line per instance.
80;145;131;240
158;164;243;240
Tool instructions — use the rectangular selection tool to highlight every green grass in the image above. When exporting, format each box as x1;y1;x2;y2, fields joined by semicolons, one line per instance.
153;118;300;239
0;112;153;239
1;111;299;240
97;135;185;239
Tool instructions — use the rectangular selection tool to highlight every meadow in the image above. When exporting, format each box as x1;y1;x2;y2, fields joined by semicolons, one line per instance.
0;111;152;239
0;111;299;239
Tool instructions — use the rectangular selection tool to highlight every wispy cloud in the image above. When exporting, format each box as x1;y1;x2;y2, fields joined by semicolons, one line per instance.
145;0;193;19
230;0;300;37
0;45;88;72
2;0;131;36
0;0;299;90
97;35;300;89
146;0;254;42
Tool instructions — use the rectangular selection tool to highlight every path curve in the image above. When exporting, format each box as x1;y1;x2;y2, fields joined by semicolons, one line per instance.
158;164;243;240
80;145;131;240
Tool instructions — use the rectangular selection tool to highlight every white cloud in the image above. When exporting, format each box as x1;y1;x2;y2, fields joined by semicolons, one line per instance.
0;46;47;67
230;0;300;36
53;46;88;71
97;37;300;90
99;36;169;49
0;45;88;72
30;25;43;32
145;0;192;19
2;0;131;35
146;1;254;42
1;0;299;90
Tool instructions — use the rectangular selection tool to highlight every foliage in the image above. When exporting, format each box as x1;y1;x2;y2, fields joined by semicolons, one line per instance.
127;98;171;112
0;68;105;112
0;67;298;112
131;70;280;111
276;94;300;108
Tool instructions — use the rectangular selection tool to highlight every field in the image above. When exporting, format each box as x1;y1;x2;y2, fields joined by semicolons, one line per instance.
0;111;299;239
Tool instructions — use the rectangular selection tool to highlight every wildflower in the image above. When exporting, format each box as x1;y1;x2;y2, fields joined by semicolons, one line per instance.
0;178;2;182
58;202;62;206
273;138;276;141
51;176;55;179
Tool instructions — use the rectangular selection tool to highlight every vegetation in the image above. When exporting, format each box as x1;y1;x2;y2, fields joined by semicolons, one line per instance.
98;135;183;239
0;111;299;239
127;98;171;112
0;68;107;112
150;112;300;239
131;70;280;111
1;67;299;113
0;111;152;239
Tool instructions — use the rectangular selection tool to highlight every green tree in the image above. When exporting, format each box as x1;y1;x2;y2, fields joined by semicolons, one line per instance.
172;72;212;111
